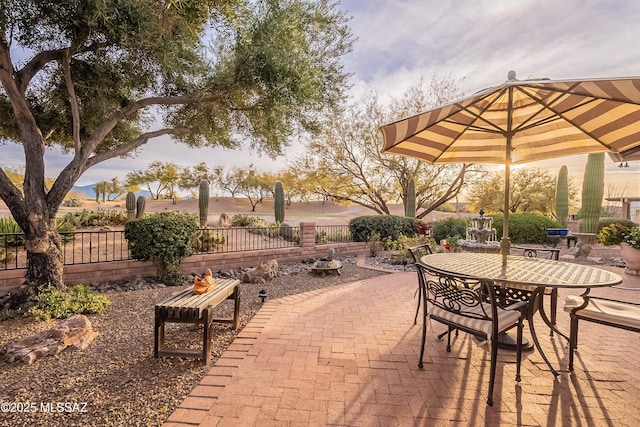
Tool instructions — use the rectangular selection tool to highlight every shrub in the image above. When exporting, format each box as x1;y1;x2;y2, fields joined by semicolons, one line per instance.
349;215;416;242
125;211;198;286
368;232;382;256
597;223;636;247
0;217;24;247
413;220;432;236
63;198;83;207
193;229;226;252
432;217;470;243
598;217;636;232
60;209;128;227
30;284;111;321
279;223;298;242
491;212;561;244
231;214;261;226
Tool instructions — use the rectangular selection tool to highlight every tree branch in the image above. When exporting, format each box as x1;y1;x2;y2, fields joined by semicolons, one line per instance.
85;128;191;169
0;167;27;222
46;128;190;212
83;94;222;157
15;49;66;94
62;50;81;152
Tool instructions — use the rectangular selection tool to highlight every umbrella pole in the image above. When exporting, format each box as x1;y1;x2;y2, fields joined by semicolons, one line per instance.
500;130;513;263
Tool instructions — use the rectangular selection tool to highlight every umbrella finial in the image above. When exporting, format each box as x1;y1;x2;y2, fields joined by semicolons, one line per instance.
507;70;517;81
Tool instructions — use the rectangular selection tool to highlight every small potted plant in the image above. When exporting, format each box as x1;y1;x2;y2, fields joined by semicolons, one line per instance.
597;224;640;274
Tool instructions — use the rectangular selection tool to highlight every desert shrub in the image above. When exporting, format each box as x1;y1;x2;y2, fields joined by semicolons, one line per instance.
125;211;198;286
218;212;231;227
193;229;226;252
349;215;416;242
30;284;111;321
279;223;299;242
60;209;128;227
63;198;83;207
491;212;561;244
368;232;382;256
598;217;636;232
231;214;262;226
432;217;470;243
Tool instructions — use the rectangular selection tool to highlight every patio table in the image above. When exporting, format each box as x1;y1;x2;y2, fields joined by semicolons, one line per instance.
420;252;622;376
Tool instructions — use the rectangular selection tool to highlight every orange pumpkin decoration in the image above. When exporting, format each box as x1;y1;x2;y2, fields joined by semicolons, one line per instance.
193;268;216;294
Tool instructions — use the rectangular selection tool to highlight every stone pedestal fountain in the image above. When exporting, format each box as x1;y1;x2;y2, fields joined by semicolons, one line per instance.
458;209;501;253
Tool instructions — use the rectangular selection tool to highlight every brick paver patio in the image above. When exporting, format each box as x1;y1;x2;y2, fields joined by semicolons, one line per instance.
165;260;640;426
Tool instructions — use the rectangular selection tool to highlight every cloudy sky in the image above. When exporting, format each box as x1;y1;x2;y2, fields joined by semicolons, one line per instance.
3;0;639;195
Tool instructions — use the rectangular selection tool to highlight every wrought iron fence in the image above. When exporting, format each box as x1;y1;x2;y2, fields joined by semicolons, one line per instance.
0;225;306;270
315;225;352;245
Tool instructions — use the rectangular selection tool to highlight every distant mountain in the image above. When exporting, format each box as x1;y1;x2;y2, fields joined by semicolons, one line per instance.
70;184;150;200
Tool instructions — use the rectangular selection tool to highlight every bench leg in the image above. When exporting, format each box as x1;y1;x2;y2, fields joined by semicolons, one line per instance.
232;286;241;330
154;307;165;358
203;308;212;364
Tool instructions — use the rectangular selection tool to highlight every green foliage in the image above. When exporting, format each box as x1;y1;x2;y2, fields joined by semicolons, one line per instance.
193;229;226;252
231;214;262;227
598;223;640;249
597;223;633;246
349;215;416;242
126;192;136;220
0;217;24;247
30;285;111;321
198;180;209;227
315;229;352;244
432;217;470;243
579;153;605;233
63;198;83;207
555;166;569;227
368;232;382;256
274;181;285;223
60;210;128;227
279;223;298;242
624;227;640;250
124;212;198;286
597;217;636;231
491;213;562;244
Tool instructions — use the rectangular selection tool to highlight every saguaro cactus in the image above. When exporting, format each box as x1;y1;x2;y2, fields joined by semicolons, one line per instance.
126;192;136;220
199;179;209;227
579;153;605;233
274;181;285;223
405;179;416;218
555;166;569;228
136;195;146;218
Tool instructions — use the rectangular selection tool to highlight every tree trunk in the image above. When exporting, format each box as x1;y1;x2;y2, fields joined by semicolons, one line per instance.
26;231;64;288
24;219;65;289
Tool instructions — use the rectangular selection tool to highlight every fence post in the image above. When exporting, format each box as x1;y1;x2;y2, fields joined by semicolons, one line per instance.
299;222;316;257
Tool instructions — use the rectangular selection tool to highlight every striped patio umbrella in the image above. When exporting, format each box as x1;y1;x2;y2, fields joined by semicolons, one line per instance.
380;71;640;256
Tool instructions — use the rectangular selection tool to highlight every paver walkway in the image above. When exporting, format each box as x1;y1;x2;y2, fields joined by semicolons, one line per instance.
165;262;640;426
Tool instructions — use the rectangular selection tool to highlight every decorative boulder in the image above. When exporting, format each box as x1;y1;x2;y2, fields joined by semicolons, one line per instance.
242;259;279;284
2;315;99;365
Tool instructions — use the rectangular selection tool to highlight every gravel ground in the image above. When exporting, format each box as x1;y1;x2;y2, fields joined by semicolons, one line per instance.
0;257;388;427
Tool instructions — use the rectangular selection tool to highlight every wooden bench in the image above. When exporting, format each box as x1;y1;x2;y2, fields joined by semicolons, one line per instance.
154;278;241;364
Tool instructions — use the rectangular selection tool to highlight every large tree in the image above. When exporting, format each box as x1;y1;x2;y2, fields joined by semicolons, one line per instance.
0;0;353;294
297;76;480;217
467;168;576;215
